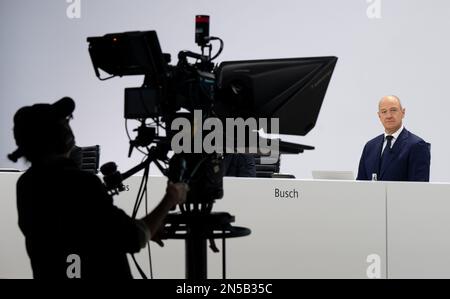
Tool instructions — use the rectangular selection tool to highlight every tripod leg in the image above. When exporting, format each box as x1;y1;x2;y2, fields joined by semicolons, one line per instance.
185;226;207;279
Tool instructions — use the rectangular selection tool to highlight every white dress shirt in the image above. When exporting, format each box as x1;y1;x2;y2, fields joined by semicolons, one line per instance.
381;125;404;155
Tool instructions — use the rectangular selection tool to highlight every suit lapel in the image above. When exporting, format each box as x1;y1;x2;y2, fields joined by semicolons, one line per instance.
380;128;409;178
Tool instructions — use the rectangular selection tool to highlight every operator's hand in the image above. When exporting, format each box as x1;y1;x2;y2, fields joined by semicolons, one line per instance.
150;182;189;247
151;229;165;247
165;181;189;207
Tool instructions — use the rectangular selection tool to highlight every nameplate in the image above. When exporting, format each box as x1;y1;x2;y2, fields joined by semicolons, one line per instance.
274;187;299;199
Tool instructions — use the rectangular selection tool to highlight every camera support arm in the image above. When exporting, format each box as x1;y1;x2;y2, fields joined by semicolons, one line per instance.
100;146;167;194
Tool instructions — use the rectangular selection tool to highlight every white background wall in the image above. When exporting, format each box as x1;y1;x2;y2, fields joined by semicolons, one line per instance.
1;0;450;181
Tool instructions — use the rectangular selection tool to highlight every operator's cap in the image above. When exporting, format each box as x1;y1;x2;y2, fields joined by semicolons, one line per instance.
13;97;75;126
9;97;76;162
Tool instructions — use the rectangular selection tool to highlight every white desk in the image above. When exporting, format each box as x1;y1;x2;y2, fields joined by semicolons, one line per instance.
1;172;449;279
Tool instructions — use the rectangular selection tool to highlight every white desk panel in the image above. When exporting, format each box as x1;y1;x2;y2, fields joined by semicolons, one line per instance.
208;179;386;278
387;182;450;278
0;173;33;278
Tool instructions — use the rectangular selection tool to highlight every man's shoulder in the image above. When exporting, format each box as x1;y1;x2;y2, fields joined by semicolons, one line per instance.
403;129;427;144
19;162;102;187
63;168;104;190
365;134;384;147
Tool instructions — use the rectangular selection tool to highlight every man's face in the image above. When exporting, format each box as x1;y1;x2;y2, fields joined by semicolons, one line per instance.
62;117;76;154
378;97;405;134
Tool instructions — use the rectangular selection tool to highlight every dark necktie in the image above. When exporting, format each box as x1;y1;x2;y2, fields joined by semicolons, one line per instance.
379;135;393;176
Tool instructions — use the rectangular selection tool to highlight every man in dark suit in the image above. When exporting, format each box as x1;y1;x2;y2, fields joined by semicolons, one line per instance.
357;95;430;181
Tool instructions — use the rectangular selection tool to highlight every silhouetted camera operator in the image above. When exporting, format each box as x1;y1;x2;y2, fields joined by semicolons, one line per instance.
8;97;188;279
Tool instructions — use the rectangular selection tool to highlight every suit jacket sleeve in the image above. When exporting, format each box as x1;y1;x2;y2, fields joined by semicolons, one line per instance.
357;145;369;180
77;174;144;254
408;141;431;181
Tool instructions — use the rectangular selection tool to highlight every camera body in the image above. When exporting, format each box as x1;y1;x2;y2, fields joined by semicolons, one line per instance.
88;28;225;204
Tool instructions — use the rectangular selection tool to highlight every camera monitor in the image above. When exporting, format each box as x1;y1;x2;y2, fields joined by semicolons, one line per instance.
214;56;337;136
87;31;167;80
